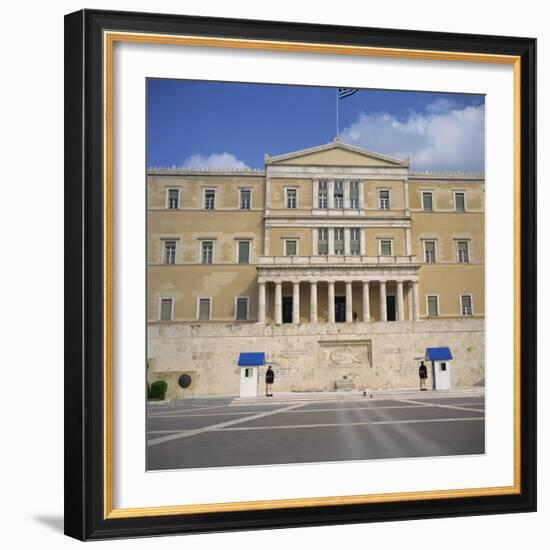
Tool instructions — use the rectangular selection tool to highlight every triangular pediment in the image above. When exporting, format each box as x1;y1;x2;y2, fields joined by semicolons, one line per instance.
265;140;408;168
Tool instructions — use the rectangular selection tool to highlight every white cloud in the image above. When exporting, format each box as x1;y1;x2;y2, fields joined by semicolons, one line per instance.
182;152;250;170
341;101;485;172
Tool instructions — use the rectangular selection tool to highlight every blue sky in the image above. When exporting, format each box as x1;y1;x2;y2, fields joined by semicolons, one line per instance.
147;79;485;172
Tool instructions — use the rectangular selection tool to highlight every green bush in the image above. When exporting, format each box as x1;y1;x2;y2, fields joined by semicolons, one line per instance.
149;380;168;401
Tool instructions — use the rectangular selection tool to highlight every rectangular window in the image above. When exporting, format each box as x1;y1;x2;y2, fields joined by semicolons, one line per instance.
240;189;251;210
457;240;470;263
422;191;433;211
424;240;436;263
334;228;345;255
318;228;328;255
380;239;392;256
318;180;328;209
201;241;213;264
198;298;211;321
167;189;179;209
378;189;390;210
236;297;249;320
237;241;250;264
334;181;344;208
427;295;439;317
285;240;297;256
350;228;361;255
461;295;473;316
163;240;176;264
159;298;173;321
454;192;466;212
286;188;297;209
204;189;216;210
349;181;360;209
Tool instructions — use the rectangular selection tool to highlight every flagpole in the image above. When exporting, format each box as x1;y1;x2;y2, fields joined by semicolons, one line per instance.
336;89;339;137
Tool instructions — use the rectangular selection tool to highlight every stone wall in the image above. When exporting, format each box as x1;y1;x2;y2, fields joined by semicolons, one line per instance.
147;318;484;399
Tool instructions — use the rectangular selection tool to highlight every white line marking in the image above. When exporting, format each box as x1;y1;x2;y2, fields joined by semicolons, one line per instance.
147;402;306;446
394;398;486;414
148;404;234;417
216;417;485;431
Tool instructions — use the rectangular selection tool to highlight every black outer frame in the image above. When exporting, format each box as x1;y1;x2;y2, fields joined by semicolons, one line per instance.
64;9;537;541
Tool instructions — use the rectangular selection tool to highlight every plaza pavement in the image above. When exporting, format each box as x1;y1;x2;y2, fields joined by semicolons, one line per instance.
146;388;485;470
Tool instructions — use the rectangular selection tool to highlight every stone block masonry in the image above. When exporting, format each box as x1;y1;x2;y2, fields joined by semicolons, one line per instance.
147;318;484;399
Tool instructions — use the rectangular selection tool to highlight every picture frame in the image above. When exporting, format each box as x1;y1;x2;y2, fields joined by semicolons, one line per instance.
64;9;536;540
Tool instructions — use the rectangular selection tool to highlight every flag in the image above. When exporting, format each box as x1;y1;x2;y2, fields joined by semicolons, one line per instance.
338;88;358;99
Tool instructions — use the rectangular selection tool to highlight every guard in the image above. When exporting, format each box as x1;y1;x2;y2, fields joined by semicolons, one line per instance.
418;360;428;391
265;365;275;397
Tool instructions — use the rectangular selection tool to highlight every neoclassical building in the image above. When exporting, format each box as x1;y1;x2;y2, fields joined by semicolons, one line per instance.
147;139;485;397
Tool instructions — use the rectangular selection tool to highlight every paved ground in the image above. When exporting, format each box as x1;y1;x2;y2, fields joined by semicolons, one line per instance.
146;394;485;470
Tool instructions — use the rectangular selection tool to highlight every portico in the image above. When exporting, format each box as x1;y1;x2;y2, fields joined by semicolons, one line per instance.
257;255;420;324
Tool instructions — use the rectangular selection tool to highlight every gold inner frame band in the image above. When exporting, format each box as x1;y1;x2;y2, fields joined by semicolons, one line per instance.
103;30;522;520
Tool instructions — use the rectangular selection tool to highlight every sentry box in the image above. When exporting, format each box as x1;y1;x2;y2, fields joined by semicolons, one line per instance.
425;347;453;390
237;352;266;397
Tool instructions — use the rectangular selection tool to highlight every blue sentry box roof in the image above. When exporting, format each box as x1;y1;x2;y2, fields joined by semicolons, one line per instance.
238;352;266;367
425;347;453;361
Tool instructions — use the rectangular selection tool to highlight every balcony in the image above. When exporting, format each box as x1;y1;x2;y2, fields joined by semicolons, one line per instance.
258;255;419;266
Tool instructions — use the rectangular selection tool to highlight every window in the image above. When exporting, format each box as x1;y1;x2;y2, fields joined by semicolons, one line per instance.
334;180;344;208
159;298;173;321
380;239;392;256
349;181;360;209
424;240;436;263
286;188;297;209
237;241;250;264
378;189;390;210
454;192;466;212
240;189;251;210
318;180;328;209
457;240;470;263
334;228;345;255
163;240;176;264
204;189;216;210
198;298;211;321
285;240;297;256
422;191;433;211
461;295;473;316
201;241;213;264
350;228;361;255
427;295;439;317
166;188;179;209
318;228;328;255
235;297;249;320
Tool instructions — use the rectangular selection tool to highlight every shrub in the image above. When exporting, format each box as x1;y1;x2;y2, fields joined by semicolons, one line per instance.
149;380;168;401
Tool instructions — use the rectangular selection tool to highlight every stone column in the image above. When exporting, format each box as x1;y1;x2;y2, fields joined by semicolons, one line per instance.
310;281;318;323
292;281;300;324
408;281;414;321
362;281;370;322
328;228;335;256
412;281;420;321
379;280;387;322
258;282;266;324
275;281;282;325
328;180;334;209
343;180;350;209
344;228;351;256
313;179;318;209
405;227;412;256
328;281;335;323
397;280;404;321
345;281;353;322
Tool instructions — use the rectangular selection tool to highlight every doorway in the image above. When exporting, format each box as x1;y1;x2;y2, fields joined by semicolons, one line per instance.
386;295;396;321
335;296;346;322
282;296;293;323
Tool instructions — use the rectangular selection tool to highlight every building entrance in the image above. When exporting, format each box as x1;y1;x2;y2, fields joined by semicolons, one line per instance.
282;296;293;323
335;296;346;322
387;295;396;321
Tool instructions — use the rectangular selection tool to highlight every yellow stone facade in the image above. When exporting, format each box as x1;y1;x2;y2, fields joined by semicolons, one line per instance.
147;140;484;396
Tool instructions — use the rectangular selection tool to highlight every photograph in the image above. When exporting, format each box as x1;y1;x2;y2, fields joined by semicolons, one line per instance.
145;80;486;471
